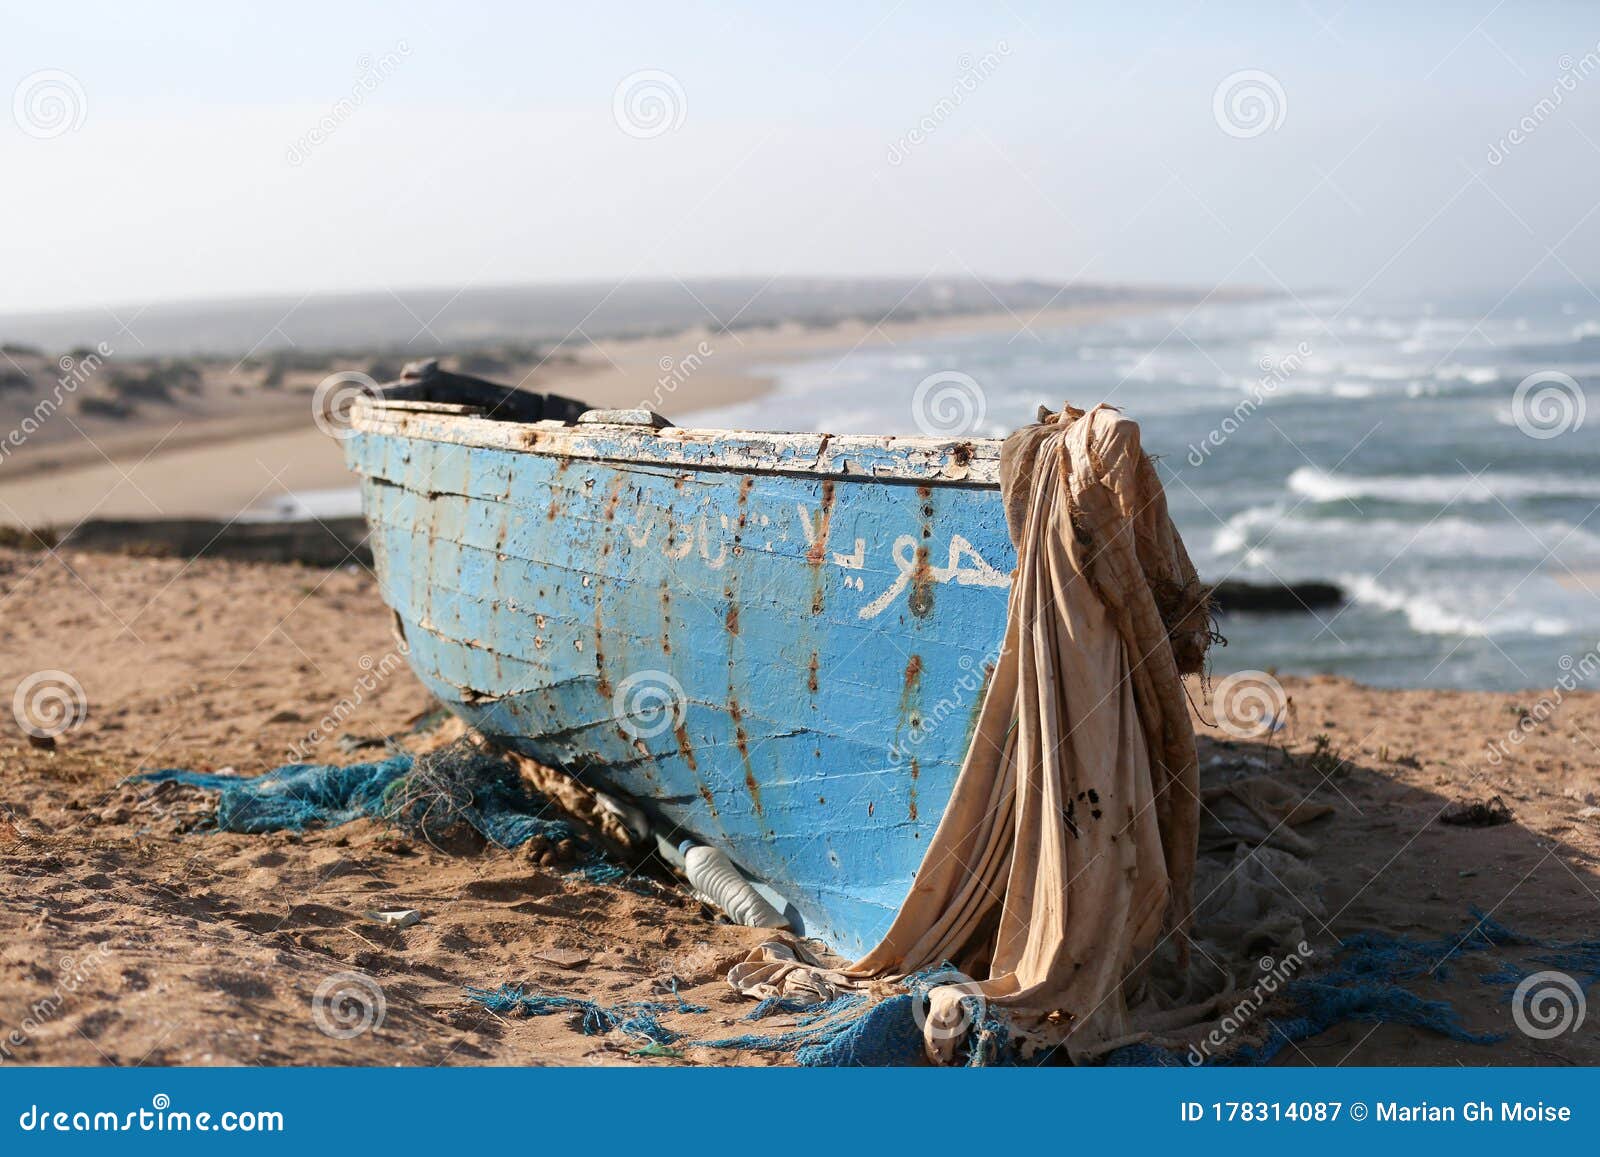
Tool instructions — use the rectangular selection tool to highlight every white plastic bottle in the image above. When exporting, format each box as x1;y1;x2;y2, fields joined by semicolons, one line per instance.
679;840;788;928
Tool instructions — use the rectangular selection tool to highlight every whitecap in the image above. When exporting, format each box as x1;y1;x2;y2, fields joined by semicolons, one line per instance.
1433;364;1500;385
1340;574;1488;636
1340;362;1414;381
1340;573;1577;638
1287;466;1600;505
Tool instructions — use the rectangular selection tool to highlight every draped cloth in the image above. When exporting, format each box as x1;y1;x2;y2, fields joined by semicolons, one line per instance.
728;404;1213;1062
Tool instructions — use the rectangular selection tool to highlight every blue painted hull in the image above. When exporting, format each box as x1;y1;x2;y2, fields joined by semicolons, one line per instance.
346;408;1013;955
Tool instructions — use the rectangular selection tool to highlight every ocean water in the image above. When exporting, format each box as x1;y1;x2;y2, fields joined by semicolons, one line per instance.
686;292;1600;691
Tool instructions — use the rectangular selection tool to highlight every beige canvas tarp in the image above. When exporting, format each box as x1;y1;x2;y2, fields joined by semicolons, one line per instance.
730;403;1215;1061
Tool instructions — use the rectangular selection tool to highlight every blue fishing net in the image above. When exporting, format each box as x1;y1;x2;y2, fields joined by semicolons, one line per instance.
693;968;1008;1067
464;982;709;1046
673;911;1600;1068
1108;909;1600;1067
132;741;623;881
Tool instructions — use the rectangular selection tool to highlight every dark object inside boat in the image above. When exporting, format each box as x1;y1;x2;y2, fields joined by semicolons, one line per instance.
1210;579;1344;614
58;517;372;569
386;358;590;424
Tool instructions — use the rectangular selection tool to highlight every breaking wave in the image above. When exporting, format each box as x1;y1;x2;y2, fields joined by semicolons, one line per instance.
1210;505;1600;564
1287;467;1600;506
1340;573;1576;639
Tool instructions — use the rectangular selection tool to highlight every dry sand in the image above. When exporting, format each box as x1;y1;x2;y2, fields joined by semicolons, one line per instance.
0;302;1175;527
2;545;1597;1067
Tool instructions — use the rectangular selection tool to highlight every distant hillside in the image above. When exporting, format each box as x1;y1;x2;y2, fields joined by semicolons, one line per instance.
0;278;1213;358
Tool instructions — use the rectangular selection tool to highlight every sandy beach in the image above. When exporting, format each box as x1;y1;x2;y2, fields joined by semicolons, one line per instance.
0;301;1193;527
2;544;1598;1066
3;288;1596;1069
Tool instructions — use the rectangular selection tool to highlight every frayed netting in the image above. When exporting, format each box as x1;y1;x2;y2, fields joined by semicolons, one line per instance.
464;981;709;1047
132;739;625;882
1107;909;1600;1067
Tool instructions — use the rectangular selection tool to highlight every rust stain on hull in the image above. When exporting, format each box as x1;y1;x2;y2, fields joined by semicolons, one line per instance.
807;479;836;617
659;581;673;655
592;593;613;700
899;654;925;822
675;723;699;771
805;480;836;566
728;698;762;816
908;545;935;617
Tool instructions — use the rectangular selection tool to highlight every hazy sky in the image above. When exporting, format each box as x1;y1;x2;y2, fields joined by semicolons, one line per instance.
5;1;1600;314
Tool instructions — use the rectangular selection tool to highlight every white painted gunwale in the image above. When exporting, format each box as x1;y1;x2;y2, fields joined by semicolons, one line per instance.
350;398;1003;486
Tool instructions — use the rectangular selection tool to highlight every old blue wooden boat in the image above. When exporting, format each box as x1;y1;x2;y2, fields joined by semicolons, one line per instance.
345;364;1015;956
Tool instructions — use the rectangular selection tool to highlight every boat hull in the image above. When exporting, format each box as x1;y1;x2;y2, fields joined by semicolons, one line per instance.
346;405;1014;956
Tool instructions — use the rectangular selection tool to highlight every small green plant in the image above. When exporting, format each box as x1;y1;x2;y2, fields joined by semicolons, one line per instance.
1306;733;1347;778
